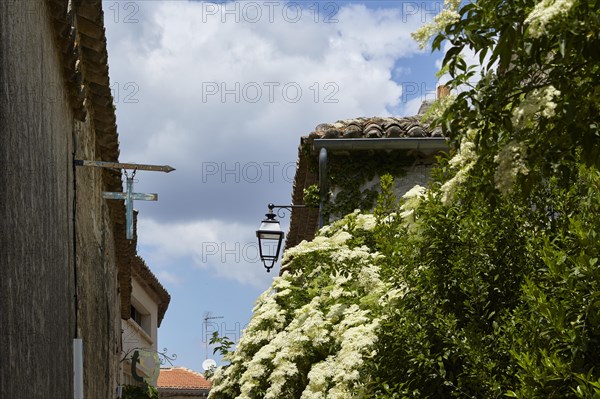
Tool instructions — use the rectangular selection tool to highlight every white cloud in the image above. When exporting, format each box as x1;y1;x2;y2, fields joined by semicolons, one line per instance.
403;96;426;117
156;270;183;286
104;0;435;286
138;218;274;288
106;1;427;161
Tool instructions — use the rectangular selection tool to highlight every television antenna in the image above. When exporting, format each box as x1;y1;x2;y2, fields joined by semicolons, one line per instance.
203;312;224;360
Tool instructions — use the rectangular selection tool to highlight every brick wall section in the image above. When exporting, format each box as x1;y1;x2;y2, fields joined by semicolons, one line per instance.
285;138;320;251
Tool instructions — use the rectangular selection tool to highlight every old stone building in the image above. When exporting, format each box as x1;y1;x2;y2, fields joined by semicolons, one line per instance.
285;102;449;251
0;1;168;397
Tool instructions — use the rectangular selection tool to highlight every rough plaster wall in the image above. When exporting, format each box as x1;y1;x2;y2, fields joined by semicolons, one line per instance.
357;165;433;200
392;165;433;197
1;2;121;398
0;2;75;397
74;120;122;398
329;165;433;218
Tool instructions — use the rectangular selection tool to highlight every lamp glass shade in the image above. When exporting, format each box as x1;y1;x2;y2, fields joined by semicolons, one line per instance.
257;220;284;240
256;219;285;270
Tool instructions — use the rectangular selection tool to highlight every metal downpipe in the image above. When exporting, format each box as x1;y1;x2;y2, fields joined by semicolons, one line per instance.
318;147;328;228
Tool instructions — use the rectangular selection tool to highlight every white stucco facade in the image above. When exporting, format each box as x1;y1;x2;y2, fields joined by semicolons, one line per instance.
121;264;169;387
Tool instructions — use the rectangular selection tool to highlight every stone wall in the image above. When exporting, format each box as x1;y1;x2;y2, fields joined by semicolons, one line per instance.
0;1;122;398
74;116;122;397
0;1;75;397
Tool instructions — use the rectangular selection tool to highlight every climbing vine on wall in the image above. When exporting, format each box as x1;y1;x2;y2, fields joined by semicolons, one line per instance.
304;148;418;221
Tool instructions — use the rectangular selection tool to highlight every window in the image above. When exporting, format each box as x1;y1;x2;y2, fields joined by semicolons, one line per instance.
130;305;142;326
130;304;150;336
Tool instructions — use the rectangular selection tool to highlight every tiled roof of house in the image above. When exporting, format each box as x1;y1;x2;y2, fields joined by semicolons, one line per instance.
307;115;443;139
284;115;446;265
158;367;211;392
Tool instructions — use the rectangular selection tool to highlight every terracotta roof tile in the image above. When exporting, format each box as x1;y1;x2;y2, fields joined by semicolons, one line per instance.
158;368;212;390
307;116;443;139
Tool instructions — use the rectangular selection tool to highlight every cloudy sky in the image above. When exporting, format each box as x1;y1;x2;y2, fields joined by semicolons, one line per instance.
103;0;445;372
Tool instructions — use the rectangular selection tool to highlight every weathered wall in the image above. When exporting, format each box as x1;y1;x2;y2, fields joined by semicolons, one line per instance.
1;1;122;398
0;1;75;397
74;116;122;398
329;164;433;212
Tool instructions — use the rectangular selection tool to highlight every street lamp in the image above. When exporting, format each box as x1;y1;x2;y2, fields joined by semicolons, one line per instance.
256;203;304;272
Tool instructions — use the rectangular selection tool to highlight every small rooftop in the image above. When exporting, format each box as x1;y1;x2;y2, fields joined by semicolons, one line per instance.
157;367;211;397
307;115;443;140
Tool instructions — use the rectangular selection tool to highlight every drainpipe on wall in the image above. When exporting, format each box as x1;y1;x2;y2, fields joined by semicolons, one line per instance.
73;338;84;399
318;147;328;228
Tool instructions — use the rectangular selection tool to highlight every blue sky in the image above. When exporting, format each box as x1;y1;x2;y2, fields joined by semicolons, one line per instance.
103;0;445;373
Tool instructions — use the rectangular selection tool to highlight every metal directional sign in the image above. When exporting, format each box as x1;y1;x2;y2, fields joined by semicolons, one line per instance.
102;174;157;240
75;159;173;240
74;159;175;173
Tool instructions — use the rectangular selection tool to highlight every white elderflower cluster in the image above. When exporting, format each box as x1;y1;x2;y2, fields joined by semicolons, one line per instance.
513;85;561;126
282;229;352;264
525;0;577;38
399;184;428;225
209;211;400;399
246;286;287;330
494;141;530;194
330;245;377;265
412;0;461;49
441;136;478;205
355;213;376;231
301;306;379;399
263;303;330;398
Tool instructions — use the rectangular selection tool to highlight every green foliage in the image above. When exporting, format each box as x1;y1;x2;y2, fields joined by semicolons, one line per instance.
312;150;407;221
210;330;235;358
432;0;600;185
204;332;235;379
302;184;321;208
122;383;160;399
364;167;600;399
210;1;600;397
